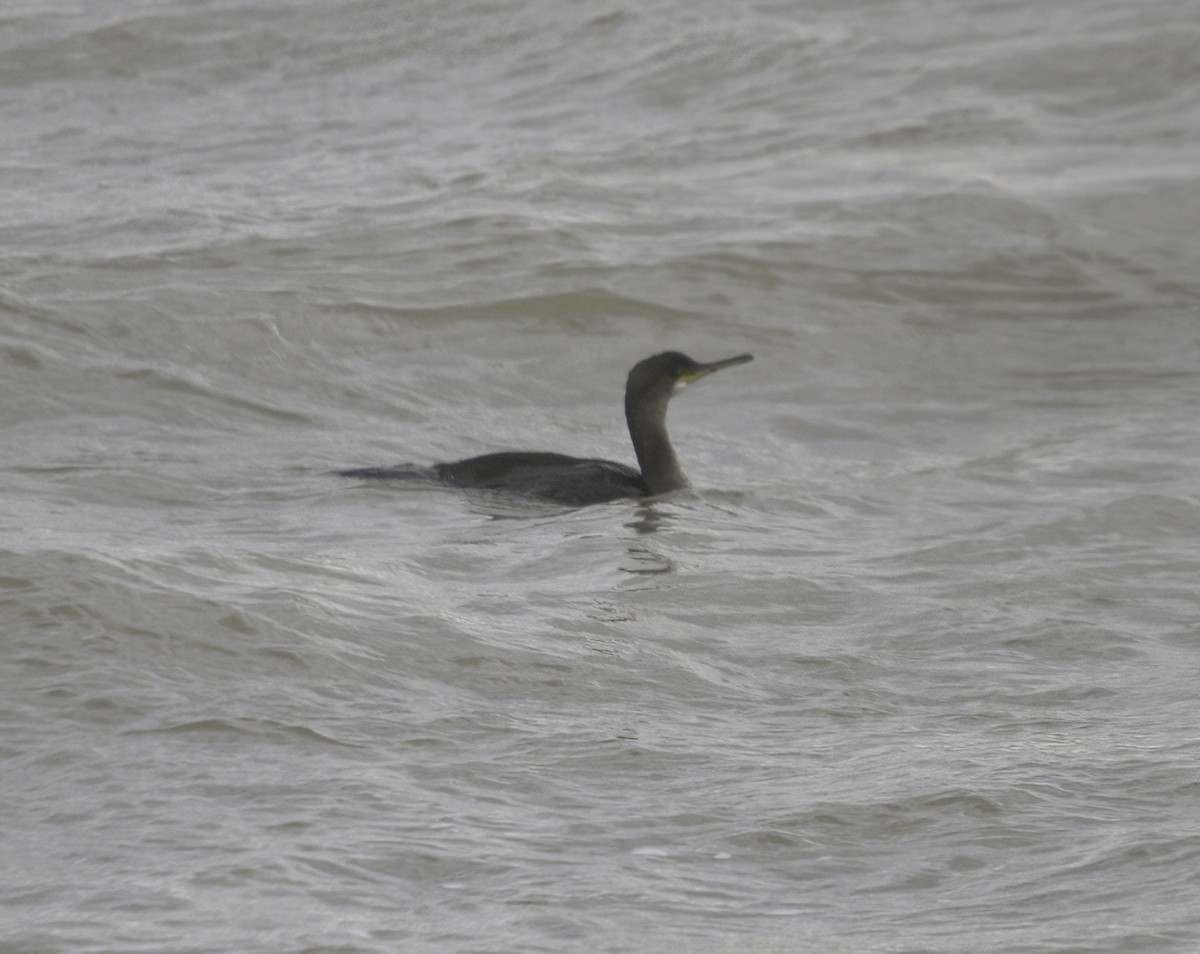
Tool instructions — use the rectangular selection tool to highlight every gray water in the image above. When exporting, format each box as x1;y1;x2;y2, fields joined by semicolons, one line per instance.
3;1;1200;952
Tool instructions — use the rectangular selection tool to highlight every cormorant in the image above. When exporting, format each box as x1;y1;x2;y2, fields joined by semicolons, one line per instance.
339;350;753;505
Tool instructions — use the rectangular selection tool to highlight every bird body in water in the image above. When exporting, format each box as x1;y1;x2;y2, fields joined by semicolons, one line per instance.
339;351;753;505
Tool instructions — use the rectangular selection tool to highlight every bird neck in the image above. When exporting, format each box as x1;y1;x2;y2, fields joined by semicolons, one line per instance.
626;393;689;495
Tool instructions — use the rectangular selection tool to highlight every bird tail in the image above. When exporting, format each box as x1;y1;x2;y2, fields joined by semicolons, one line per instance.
337;464;437;482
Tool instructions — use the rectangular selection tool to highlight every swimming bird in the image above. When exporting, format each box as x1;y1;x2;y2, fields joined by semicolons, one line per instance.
339;351;753;505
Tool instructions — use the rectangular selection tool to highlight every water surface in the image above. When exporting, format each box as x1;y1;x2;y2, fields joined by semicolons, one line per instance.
3;1;1199;951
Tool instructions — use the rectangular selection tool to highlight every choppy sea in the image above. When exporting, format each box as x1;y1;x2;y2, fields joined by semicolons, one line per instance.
3;1;1199;951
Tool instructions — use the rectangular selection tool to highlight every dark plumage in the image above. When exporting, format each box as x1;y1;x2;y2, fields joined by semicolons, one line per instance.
339;351;753;505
